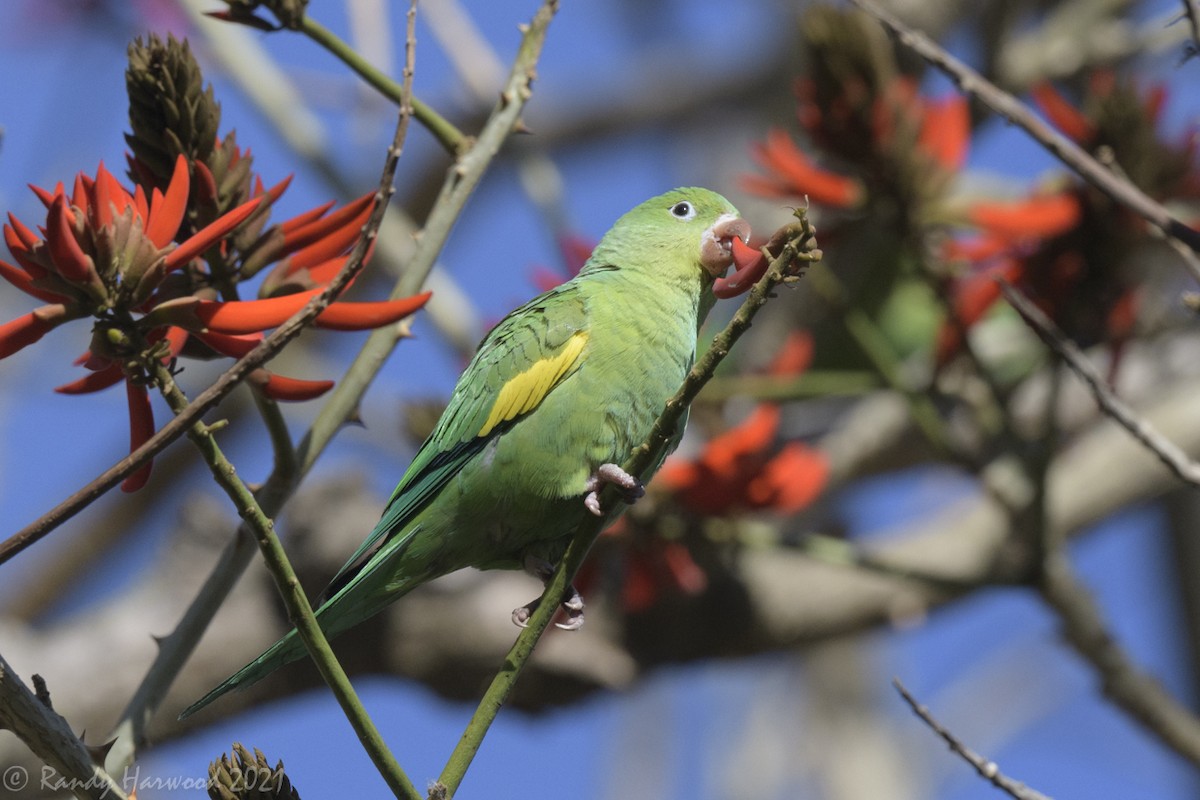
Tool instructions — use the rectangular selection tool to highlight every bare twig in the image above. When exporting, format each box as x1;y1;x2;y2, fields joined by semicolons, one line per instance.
1180;0;1200;58
1037;556;1200;765
999;281;1200;487
893;677;1054;800
849;0;1200;273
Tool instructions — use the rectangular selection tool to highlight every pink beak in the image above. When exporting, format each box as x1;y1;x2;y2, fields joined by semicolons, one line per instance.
700;214;752;276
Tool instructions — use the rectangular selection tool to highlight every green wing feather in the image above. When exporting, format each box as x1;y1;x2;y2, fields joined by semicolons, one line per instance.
323;281;589;596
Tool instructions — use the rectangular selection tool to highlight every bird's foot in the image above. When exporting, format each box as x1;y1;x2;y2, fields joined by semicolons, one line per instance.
512;557;586;630
583;463;645;516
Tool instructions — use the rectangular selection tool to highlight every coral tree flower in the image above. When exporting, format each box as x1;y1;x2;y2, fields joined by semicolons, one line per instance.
742;76;969;213
0;157;430;490
659;331;828;516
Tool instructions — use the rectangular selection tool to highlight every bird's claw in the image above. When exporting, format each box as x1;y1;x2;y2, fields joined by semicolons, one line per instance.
583;463;645;517
513;558;586;630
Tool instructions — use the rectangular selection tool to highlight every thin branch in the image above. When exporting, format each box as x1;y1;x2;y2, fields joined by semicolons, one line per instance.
999;281;1200;487
849;0;1200;272
998;282;1200;762
149;360;420;798
805;263;969;464
0;653;128;800
1181;0;1200;58
1038;555;1200;764
299;15;467;155
893;677;1055;800
433;211;822;798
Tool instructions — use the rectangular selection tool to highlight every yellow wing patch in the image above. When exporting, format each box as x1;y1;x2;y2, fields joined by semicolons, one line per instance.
478;331;588;437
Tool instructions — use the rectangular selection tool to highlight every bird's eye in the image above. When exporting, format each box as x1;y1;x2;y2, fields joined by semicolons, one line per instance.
670;201;695;220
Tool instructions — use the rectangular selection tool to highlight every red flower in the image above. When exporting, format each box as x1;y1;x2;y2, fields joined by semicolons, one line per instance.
0;157;431;490
659;331;828;516
744;76;971;218
741;129;864;208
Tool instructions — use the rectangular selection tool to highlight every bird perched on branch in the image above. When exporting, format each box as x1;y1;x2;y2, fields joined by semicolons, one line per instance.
182;187;751;717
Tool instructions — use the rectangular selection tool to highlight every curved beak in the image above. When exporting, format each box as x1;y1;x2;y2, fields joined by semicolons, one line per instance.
700;214;752;276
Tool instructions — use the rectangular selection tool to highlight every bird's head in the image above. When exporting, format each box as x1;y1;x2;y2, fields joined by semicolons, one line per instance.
586;188;751;281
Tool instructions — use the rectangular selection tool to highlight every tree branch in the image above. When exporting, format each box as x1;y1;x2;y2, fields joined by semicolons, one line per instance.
893;678;1055;800
0;653;127;800
1000;281;1200;487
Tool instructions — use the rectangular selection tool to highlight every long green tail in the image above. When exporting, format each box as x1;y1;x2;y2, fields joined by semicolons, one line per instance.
178;626;310;719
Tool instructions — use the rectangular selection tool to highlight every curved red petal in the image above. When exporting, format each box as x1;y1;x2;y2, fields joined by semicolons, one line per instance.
918;94;970;170
279;200;336;235
134;183;151;222
162;194;264;273
55;363;124;394
0;258;68;303
750;129;862;208
45;196;97;285
713;238;768;299
195;329;263;358
313;292;432;331
968;193;1082;240
146;155;191;248
280;193;375;269
121;380;155;492
1031;83;1095;144
194;288;322;334
0;310;60;358
254;372;335;402
768;330;814;376
29;182;62;209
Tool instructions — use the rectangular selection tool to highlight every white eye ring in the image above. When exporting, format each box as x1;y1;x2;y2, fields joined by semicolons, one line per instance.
670;201;696;220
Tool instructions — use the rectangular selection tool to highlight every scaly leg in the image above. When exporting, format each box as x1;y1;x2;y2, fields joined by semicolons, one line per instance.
512;556;586;630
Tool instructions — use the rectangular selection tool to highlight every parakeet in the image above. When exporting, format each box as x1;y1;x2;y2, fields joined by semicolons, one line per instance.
181;187;750;717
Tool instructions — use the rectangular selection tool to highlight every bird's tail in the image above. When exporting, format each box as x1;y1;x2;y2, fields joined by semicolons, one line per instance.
178;625;311;719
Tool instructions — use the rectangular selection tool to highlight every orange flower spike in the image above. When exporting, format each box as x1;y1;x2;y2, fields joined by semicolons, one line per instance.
968;193;1081;241
311;293;433;331
121;380;155;492
918;94;970;170
145;155;190;248
0;257;65;304
1031;83;1095;144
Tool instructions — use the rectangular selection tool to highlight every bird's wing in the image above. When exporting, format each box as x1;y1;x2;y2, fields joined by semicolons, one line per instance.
322;281;590;598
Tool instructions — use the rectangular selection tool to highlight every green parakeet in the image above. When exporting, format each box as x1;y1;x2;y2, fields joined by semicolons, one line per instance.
181;187;750;717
